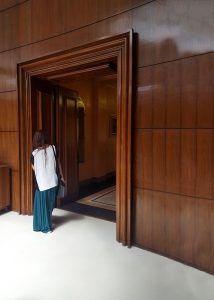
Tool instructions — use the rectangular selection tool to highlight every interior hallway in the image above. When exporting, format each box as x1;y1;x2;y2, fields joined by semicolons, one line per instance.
0;209;213;300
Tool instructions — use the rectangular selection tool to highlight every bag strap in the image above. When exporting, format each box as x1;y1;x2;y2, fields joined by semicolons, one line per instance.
51;145;60;179
51;145;56;157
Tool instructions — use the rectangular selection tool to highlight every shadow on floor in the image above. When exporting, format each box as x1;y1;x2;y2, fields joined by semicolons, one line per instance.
52;212;84;229
78;177;116;199
62;202;116;222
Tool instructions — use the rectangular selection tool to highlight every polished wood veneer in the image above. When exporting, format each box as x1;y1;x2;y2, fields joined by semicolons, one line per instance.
133;188;214;273
0;0;26;11
1;0;214;273
18;32;133;246
0;91;18;131
0;165;11;211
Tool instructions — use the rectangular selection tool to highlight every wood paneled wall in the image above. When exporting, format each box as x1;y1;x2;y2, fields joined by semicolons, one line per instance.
0;0;214;273
133;55;214;273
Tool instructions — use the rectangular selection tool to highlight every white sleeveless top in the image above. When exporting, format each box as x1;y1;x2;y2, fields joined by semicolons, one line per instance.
32;145;58;191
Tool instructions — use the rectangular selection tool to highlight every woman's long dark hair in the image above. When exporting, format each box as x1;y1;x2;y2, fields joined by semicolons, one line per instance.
32;130;49;150
32;130;49;166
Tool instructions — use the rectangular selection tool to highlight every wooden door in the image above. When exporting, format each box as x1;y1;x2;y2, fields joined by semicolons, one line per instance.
31;79;79;202
31;78;56;195
31;78;56;144
57;87;79;200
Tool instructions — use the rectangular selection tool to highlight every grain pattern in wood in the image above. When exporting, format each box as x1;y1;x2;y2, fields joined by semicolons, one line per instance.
134;129;153;189
0;91;18;131
196;130;213;199
133;0;214;67
0;166;10;210
0;0;25;11
180;130;196;197
0;132;19;171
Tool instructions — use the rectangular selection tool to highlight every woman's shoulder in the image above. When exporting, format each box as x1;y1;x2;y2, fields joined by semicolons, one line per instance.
50;144;59;157
48;144;55;151
32;144;50;155
32;149;38;156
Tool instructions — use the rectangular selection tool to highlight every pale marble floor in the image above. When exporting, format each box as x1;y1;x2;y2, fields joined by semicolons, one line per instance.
0;209;214;300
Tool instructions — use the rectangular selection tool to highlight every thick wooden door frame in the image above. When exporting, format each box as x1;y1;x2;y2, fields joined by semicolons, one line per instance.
18;31;133;246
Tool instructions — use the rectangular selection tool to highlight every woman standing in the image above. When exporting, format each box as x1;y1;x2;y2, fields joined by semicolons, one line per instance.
31;130;64;233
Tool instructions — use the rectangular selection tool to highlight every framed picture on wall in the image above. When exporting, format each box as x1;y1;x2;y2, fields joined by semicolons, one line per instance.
109;114;117;135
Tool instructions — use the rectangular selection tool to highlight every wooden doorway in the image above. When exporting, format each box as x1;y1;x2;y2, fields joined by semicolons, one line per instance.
18;32;133;246
57;73;117;220
31;78;79;202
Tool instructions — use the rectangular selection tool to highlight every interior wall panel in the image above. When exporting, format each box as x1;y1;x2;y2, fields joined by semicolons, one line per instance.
165;130;180;194
151;190;166;253
197;55;214;128
134;129;153;189
134;67;153;129
0;91;18;131
0;51;18;92
196;130;213;199
133;188;153;249
133;6;214;272
0;0;146;53
134;188;214;273
0;133;20;212
1;0;214;66
0;10;132;93
152;130;165;191
30;0;134;43
180;57;197;128
133;0;214;67
11;170;20;212
0;0;31;51
195;198;214;273
180;130;196;197
165;62;181;128
135;53;214;130
88;10;132;41
179;196;195;266
0;0;26;11
0;0;214;274
153;64;166;128
134;128;214;201
164;193;180;258
0;132;19;171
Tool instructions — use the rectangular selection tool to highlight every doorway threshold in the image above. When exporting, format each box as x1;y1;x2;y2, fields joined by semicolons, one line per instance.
61;187;116;222
77;186;116;211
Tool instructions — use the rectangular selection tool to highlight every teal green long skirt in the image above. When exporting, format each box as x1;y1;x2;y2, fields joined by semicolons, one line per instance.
33;186;58;233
